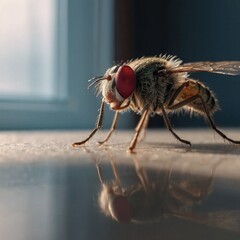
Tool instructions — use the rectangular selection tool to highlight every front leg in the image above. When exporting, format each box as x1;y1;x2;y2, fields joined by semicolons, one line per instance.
72;99;105;147
135;113;150;143
98;111;120;145
128;107;150;153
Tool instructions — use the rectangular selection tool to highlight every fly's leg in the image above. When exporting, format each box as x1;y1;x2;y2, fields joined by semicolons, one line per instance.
162;81;195;146
167;81;191;107
136;113;150;142
98;111;120;145
128;107;150;153
161;105;191;146
131;154;150;192
72;99;105;147
199;97;240;144
96;159;104;184
168;92;240;145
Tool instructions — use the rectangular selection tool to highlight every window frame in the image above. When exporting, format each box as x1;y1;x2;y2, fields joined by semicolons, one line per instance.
0;0;114;130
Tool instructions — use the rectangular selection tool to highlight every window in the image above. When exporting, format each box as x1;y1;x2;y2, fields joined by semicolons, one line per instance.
0;0;115;130
0;0;60;100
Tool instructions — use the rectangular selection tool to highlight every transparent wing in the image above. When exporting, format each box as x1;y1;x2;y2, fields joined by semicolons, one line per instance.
169;61;240;75
172;209;240;233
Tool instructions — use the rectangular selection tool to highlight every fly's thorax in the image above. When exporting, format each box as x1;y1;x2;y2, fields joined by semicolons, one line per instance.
128;59;183;114
126;55;182;71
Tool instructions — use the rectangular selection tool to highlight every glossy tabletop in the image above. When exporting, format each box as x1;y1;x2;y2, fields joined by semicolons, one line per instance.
0;129;239;240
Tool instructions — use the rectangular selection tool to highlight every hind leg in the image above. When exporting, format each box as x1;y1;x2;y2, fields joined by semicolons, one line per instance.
168;94;240;145
161;105;191;146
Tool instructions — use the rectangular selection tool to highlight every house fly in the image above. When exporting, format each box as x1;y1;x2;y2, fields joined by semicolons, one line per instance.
72;54;240;152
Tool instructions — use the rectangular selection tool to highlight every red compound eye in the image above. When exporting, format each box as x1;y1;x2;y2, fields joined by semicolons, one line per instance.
110;195;132;223
115;65;136;99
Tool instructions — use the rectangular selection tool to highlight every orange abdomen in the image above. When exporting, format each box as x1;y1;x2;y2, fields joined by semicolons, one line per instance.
177;80;219;115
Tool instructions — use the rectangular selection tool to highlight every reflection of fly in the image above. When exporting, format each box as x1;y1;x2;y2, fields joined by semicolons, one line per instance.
95;154;240;232
72;55;240;152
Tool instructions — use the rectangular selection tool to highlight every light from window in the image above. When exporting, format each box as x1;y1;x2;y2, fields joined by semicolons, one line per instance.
0;0;57;101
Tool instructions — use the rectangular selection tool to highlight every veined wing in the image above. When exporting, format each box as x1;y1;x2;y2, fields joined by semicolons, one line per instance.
169;61;240;75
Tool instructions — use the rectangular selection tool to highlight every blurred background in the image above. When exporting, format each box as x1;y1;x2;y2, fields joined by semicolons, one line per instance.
0;0;240;130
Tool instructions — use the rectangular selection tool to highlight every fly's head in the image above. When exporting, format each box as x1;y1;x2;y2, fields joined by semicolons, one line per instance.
98;183;133;223
89;64;136;110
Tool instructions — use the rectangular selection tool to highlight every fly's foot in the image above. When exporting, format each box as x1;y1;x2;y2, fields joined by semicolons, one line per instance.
97;140;108;146
72;141;86;147
128;146;136;154
179;139;192;147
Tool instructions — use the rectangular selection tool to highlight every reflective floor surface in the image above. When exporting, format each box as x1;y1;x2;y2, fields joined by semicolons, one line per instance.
0;130;240;240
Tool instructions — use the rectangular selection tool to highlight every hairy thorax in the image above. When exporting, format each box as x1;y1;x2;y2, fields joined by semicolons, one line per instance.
128;57;184;114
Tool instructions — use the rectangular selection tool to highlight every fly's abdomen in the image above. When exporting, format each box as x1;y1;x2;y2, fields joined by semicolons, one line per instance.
176;80;219;115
